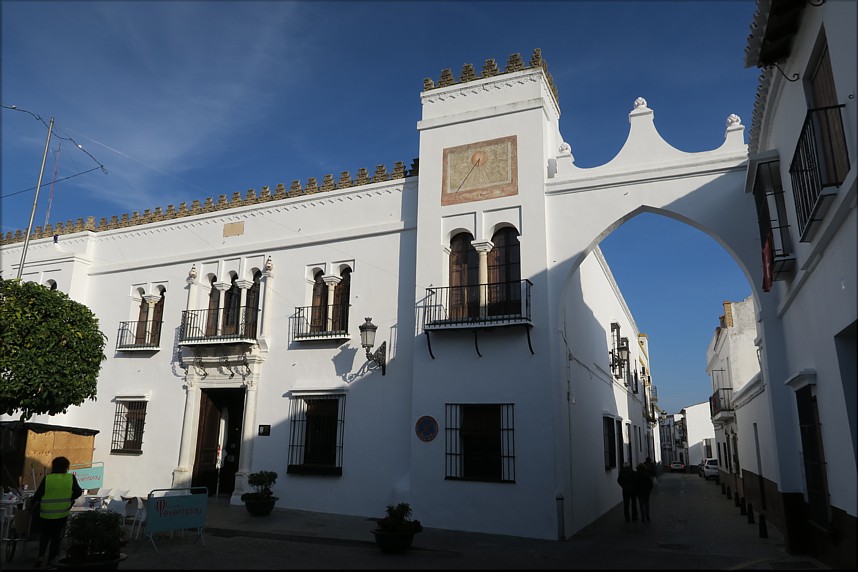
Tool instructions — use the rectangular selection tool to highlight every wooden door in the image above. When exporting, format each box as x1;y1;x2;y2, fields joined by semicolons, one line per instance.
192;391;220;496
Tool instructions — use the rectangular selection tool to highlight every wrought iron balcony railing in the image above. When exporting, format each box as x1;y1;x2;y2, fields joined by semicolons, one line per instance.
789;104;850;242
116;320;162;350
709;387;734;417
179;306;259;344
293;304;350;340
423;280;532;329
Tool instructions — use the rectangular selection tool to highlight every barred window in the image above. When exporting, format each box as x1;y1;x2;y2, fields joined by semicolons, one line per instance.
111;400;147;454
796;386;831;527
603;416;617;470
445;403;514;483
287;394;345;476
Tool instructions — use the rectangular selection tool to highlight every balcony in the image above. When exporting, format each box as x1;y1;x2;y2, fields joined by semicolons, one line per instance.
179;307;259;345
424;280;532;329
709;387;735;424
116;320;162;351
292;304;350;341
789;104;850;242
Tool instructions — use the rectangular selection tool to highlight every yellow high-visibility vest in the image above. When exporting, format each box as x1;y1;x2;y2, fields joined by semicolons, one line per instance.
40;473;73;520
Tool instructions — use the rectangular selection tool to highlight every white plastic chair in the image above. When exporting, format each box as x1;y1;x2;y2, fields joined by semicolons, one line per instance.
105;498;127;517
121;496;146;540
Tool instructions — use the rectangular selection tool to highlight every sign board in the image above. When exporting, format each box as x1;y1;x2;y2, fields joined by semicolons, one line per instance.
69;462;104;490
143;487;207;552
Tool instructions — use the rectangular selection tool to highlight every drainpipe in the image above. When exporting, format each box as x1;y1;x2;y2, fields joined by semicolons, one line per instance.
556;493;565;540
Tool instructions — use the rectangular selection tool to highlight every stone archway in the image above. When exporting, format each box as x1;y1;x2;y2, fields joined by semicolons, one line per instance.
546;99;759;302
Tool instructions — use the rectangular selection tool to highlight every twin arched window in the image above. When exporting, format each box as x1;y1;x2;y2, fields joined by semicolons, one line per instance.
206;271;263;338
449;227;521;319
310;268;351;334
134;288;165;345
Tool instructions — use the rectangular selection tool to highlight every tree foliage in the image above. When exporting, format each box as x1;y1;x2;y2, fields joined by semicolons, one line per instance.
0;278;106;420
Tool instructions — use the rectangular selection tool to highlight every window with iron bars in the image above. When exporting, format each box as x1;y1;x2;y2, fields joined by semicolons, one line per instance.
111;400;147;454
789;41;850;242
287;395;345;476
796;386;831;528
603;416;617;470
445;404;514;482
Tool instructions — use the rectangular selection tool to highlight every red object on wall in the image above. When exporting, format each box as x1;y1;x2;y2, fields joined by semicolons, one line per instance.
762;230;774;292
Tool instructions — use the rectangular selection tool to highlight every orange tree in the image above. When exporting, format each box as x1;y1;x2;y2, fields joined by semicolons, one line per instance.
0;278;106;420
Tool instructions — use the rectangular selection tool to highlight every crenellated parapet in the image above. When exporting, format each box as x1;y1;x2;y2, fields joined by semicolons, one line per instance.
423;48;559;105
1;159;419;245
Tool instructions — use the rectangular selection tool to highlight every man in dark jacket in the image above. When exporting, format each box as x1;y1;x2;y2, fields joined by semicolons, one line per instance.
616;463;639;522
636;462;654;522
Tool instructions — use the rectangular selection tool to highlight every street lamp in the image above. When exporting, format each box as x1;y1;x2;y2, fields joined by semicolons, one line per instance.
359;317;386;375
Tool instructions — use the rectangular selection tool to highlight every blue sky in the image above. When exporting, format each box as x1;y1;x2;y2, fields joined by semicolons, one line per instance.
1;0;758;414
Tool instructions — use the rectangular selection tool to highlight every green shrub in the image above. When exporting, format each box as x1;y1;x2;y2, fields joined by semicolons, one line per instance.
241;470;278;501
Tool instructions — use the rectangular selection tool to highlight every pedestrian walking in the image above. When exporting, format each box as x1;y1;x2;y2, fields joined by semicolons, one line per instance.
644;455;658;486
636;462;653;522
32;456;83;569
644;456;656;477
616;463;639;522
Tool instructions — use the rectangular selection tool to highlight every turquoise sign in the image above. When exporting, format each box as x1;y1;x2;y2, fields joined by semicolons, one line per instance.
69;462;104;490
145;488;207;534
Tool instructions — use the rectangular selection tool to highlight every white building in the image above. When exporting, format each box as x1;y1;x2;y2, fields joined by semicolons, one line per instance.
706;297;760;494
739;0;856;567
680;402;716;470
6;2;852;555
2;50;668;541
659;413;683;468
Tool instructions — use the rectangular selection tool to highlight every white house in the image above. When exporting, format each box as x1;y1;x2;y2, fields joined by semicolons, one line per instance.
680;402;716;471
706;297;760;495
2;50;669;541
739;0;856;566
8;3;851;554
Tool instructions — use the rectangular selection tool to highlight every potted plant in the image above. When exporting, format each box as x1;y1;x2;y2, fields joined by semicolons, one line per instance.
56;509;127;569
240;470;279;516
371;502;422;553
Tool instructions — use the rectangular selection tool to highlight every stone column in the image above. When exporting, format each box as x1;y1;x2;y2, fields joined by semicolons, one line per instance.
259;258;274;347
234;375;258;503
185;265;198;309
213;281;231;335
322;275;342;331
142;294;160;340
235;279;253;337
471;240;494;319
173;374;199;489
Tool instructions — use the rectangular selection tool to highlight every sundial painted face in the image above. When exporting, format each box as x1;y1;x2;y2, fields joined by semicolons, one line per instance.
441;135;517;205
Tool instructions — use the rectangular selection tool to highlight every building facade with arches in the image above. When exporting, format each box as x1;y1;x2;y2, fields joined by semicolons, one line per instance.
2;2;854;561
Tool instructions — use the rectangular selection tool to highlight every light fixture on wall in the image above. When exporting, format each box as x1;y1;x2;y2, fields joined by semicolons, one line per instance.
359;317;386;375
610;322;629;378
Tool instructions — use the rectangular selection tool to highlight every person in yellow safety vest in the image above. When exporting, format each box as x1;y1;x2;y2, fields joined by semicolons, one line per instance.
32;456;83;569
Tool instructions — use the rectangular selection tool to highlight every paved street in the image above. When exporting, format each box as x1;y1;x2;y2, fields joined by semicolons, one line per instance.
3;471;829;569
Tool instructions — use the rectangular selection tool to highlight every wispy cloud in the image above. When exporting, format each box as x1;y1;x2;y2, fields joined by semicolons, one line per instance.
2;1;308;226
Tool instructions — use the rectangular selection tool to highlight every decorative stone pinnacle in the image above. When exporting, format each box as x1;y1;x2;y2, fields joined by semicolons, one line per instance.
726;114;742;126
634;97;648;109
265;256;274;272
188;264;197;279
